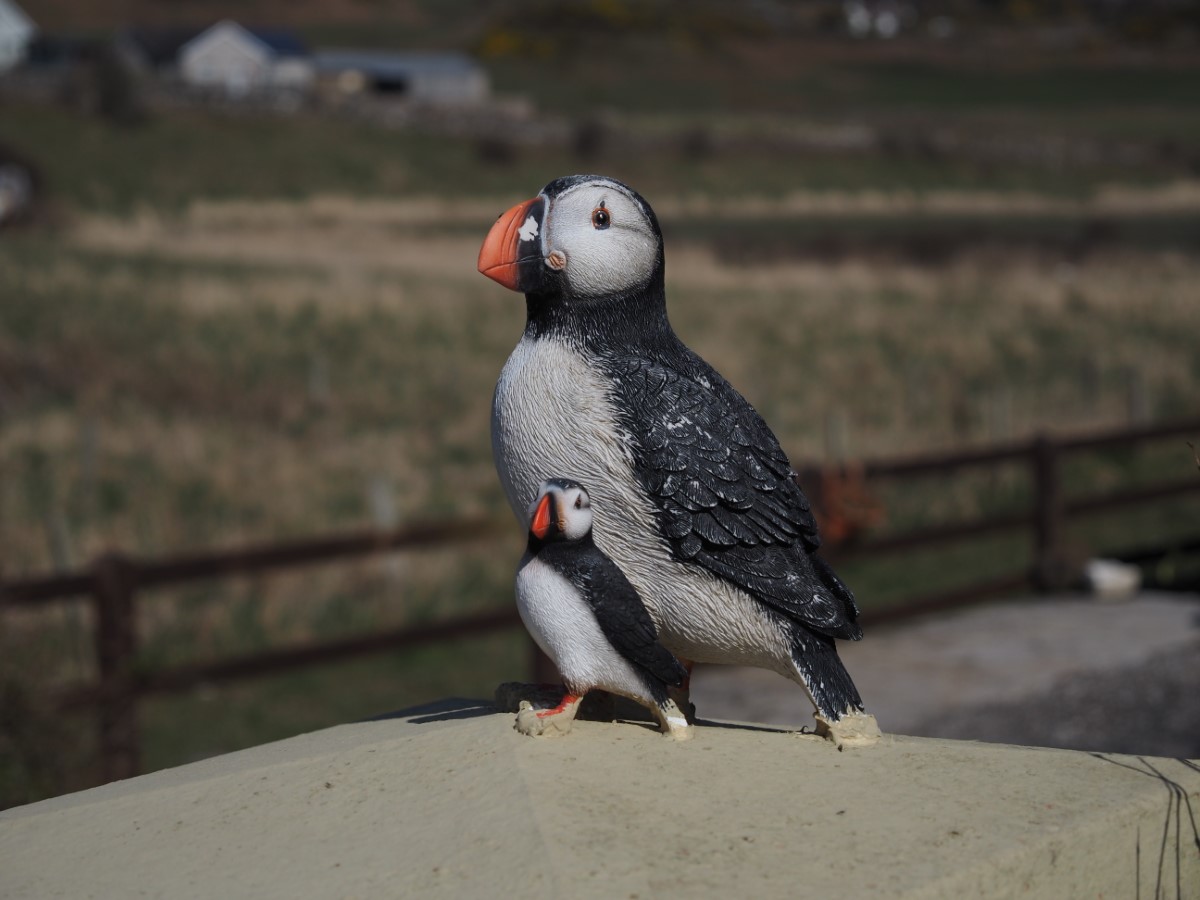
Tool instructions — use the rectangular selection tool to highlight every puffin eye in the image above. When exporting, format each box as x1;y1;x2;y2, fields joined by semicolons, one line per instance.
591;204;610;230
574;495;583;509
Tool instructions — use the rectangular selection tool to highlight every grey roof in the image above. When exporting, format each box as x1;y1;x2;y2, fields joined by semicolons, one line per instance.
248;28;307;57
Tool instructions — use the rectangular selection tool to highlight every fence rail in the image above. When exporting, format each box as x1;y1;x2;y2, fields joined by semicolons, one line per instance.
804;419;1200;630
1;517;501;607
3;517;512;783
3;417;1198;784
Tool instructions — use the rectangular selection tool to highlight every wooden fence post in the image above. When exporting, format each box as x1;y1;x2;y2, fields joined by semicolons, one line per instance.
93;553;140;782
1032;435;1066;591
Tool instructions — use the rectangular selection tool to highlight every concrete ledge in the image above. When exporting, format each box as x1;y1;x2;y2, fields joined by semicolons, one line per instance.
2;700;1197;899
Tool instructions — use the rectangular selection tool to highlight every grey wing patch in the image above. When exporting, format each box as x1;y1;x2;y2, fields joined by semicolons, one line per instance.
611;355;861;640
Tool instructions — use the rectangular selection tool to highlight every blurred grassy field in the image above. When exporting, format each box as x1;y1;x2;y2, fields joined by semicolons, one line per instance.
2;33;1200;807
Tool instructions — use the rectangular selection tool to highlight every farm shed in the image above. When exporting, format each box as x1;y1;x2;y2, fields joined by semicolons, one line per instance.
0;0;34;72
179;20;312;97
314;50;489;105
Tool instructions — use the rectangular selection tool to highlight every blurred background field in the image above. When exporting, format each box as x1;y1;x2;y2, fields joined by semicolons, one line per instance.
2;0;1199;808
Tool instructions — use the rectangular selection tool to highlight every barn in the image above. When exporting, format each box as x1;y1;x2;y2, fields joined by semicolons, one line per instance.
314;50;489;106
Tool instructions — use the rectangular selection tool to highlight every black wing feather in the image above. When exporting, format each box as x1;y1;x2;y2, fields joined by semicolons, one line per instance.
539;541;688;687
610;351;861;640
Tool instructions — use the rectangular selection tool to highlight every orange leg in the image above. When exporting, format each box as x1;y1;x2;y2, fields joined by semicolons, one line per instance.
516;691;584;737
536;692;582;718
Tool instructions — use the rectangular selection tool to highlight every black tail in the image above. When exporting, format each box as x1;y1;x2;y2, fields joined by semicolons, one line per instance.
810;553;862;640
790;625;865;720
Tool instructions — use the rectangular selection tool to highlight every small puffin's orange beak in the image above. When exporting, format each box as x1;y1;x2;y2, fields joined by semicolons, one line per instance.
530;493;553;540
478;197;544;291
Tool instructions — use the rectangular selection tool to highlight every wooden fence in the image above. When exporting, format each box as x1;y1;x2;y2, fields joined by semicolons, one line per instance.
806;417;1200;623
2;417;1198;783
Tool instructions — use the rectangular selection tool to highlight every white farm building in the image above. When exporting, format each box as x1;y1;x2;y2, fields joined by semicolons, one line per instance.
179;20;312;97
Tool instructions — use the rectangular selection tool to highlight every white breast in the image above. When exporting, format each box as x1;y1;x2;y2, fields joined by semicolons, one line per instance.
493;336;793;672
515;554;655;702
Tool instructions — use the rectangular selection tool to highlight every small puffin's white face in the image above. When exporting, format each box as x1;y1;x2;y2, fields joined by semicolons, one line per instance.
528;479;593;542
542;180;659;299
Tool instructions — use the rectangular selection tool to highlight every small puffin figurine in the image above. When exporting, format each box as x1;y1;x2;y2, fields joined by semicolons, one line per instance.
514;478;693;739
480;175;878;746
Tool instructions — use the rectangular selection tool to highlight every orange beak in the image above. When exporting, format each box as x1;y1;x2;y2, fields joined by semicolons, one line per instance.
478;197;544;292
530;493;553;541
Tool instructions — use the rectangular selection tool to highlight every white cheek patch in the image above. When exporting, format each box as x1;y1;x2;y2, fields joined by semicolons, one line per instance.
563;228;658;299
543;185;659;299
562;508;593;541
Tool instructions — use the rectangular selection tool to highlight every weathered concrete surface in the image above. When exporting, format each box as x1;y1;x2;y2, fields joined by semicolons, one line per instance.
2;701;1197;899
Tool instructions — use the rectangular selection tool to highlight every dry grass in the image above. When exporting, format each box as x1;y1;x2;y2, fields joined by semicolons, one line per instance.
674;245;1200;456
5;194;1197;574
657;180;1200;219
73;177;1200;245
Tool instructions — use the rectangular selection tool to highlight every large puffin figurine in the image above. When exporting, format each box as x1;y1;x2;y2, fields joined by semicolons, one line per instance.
513;478;692;739
479;175;878;745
